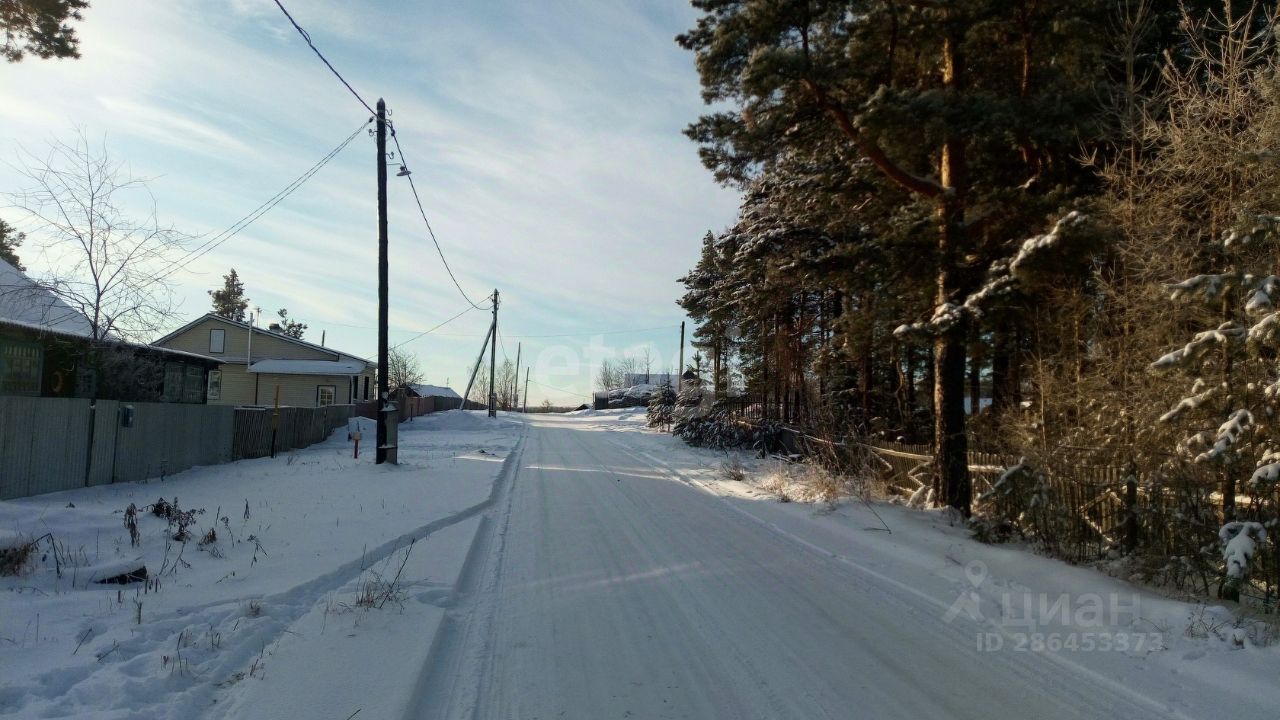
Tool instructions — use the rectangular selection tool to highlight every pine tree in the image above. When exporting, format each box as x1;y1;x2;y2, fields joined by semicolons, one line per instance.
208;268;249;322
678;0;1112;515
0;219;24;270
275;308;307;339
2;0;88;62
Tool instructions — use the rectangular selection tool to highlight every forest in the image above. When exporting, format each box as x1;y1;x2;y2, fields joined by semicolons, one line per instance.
676;1;1280;597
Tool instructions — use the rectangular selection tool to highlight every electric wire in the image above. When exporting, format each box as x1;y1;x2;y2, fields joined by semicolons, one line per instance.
388;128;488;311
527;378;589;399
271;0;376;117
148;119;371;284
271;0;488;312
390;304;482;350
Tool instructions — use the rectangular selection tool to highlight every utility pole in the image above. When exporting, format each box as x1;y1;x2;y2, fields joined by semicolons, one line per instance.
376;98;391;464
488;289;499;417
678;321;685;392
523;367;530;413
512;342;521;412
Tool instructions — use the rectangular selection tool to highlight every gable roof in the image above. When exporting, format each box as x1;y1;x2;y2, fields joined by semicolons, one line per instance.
0;257;97;338
408;383;461;399
153;313;372;366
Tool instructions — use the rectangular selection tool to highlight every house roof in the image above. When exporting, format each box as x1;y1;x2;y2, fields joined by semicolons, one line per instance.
0;258;97;338
153;313;372;366
407;383;461;399
248;359;367;376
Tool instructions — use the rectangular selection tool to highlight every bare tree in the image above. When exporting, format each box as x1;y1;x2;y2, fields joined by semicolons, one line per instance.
640;346;653;383
387;347;424;391
6;133;190;341
595;358;617;392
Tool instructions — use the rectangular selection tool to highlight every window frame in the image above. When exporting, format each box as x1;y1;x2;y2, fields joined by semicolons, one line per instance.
209;328;226;354
317;384;336;407
207;369;222;401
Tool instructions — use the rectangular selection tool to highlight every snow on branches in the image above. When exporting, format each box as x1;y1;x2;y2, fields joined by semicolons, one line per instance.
895;212;1089;339
1151;323;1245;370
1220;521;1266;583
1193;409;1252;464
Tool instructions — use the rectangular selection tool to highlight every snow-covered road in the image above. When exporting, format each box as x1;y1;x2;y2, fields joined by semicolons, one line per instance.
411;413;1184;720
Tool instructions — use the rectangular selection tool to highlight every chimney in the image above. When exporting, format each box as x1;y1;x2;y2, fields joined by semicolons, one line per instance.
268;322;283;333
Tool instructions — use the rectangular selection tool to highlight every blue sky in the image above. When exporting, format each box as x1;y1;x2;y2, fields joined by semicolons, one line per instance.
0;0;740;405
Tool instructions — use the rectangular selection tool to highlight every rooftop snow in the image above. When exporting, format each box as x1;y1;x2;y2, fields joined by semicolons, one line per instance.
409;383;461;399
0;257;96;337
248;359;367;375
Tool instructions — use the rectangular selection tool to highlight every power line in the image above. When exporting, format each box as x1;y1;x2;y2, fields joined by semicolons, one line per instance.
149;119;371;284
524;376;588;397
411;324;682;340
390;304;482;349
271;0;376;117
388;128;488;311
270;0;488;313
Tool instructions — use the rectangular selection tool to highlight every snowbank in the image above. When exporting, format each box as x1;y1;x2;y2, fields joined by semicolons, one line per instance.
0;411;522;719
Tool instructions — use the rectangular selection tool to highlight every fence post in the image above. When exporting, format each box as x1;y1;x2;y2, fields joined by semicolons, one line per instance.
1123;461;1139;553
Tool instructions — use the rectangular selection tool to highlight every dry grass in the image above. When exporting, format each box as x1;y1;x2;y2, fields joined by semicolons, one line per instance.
758;471;795;503
719;457;748;483
0;538;33;577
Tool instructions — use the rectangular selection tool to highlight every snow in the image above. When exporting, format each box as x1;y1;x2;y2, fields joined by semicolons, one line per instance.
1220;522;1266;580
0;257;97;337
7;408;1280;718
409;383;461;399
247;359;367;375
411;412;1280;719
0;410;521;719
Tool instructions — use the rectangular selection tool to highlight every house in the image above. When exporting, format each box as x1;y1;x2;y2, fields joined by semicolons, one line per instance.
403;383;465;411
622;372;677;389
152;313;375;408
0;258;218;402
405;383;461;400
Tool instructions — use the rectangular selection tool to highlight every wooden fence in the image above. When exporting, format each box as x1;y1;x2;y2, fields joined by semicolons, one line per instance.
231;404;353;460
769;428;1138;562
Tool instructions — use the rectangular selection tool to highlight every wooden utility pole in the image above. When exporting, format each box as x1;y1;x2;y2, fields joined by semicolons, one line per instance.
376;98;391;464
512;342;521;411
523;367;530;413
678;321;685;390
488;289;499;417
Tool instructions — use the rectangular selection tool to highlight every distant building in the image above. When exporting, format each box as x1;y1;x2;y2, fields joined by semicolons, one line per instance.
621;372;676;389
405;383;461;400
152;313;375;408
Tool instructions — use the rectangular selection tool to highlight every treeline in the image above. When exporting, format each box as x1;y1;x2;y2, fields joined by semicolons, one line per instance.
676;0;1280;539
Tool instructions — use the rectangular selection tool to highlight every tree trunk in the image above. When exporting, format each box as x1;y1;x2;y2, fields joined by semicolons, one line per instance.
991;325;1012;411
968;347;981;416
932;30;972;517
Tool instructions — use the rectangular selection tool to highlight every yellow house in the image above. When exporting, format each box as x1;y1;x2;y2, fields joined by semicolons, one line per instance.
152;314;376;407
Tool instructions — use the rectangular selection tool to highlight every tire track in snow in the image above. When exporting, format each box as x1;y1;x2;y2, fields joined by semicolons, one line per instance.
603;432;1191;720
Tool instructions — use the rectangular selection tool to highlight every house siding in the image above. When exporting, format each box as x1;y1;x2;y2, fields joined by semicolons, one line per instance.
157;317;334;362
158;316;376;408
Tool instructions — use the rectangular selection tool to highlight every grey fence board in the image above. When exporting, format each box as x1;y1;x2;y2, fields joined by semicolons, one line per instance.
113;403;234;484
0;397;91;499
86;400;119;487
6;399;357;500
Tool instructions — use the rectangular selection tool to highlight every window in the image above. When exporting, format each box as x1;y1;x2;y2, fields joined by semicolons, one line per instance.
209;328;226;354
161;363;184;402
183;365;205;403
0;338;43;396
317;385;336;407
363;376;370;400
207;370;222;401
